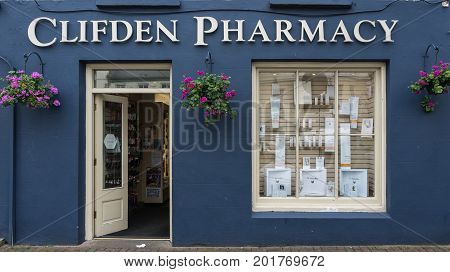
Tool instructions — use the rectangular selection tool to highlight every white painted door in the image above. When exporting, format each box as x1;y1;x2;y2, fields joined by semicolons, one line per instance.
94;94;128;237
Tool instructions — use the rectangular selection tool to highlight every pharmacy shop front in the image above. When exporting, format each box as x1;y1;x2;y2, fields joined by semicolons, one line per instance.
0;0;449;246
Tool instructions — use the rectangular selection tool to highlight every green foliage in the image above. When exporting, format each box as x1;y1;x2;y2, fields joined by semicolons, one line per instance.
409;61;449;113
180;71;237;125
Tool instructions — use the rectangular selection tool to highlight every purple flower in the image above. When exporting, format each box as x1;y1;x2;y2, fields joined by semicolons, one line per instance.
10;81;19;88
204;110;210;117
187;83;195;89
433;69;441;76
221;74;229;80
50;86;59;95
419;70;427;77
418;79;427;86
31;72;42;79
415;91;421;95
200;97;208;103
432;65;439;71
183;76;193;83
17;70;25;74
427;100;435;108
44;95;50;100
196;70;205;76
225;90;236;99
53;99;61;107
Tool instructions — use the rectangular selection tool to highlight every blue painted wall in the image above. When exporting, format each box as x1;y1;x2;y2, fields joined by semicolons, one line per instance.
0;0;449;245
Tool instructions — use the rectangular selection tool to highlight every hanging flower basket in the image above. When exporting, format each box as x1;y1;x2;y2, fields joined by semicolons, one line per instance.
0;70;61;109
409;61;449;113
180;70;237;125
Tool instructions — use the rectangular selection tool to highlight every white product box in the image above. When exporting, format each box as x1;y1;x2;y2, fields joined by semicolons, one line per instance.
299;169;327;197
274;135;285;168
339;169;368;197
296;81;312;105
265;168;292;197
272;83;280;95
339;123;351;170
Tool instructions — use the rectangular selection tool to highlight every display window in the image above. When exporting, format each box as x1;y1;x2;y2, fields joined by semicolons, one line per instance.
252;62;386;212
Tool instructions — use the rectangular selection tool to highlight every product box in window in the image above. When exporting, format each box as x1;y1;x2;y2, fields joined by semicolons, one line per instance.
265;168;292;197
299;169;327;197
339;169;368;197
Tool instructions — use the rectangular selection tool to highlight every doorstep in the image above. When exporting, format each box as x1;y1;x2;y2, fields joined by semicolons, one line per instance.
0;240;449;252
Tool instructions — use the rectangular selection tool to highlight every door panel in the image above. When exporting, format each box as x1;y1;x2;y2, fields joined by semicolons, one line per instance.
94;94;128;237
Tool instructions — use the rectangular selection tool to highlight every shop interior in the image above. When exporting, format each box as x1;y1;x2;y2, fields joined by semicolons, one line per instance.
104;93;170;238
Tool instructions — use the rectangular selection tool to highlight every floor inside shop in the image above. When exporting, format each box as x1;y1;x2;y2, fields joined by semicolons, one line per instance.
103;93;170;239
105;202;170;238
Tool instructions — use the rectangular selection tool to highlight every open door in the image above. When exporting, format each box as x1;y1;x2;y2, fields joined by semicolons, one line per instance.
94;94;129;237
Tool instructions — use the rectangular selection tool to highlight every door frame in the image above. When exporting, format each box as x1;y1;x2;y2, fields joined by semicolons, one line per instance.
85;63;173;241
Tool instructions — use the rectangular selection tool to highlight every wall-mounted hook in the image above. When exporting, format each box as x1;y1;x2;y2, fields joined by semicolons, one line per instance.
24;52;45;76
423;44;440;71
205;51;214;74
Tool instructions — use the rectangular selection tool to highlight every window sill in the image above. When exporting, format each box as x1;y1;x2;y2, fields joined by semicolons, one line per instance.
252;211;390;220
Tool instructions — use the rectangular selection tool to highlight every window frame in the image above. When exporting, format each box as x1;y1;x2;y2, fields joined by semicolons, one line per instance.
252;62;386;212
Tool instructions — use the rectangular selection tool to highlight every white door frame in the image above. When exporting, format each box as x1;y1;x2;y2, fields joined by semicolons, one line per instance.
85;63;173;241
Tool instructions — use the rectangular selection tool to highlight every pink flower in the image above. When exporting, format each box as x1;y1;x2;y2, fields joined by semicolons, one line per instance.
204;110;210;117
181;89;188;100
31;72;42;79
225;90;236;99
53;99;61;107
11;81;19;88
187;83;195;89
17;70;25;74
419;71;427;77
432;65;439;71
418;79;427;86
200;97;208;103
50;86;58;95
196;70;205;76
427;101;435;108
433;69;441;76
44;95;50;100
183;76;193;83
221;74;229;80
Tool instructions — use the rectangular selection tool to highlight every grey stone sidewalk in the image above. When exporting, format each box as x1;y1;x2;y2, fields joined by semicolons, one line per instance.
0;240;449;252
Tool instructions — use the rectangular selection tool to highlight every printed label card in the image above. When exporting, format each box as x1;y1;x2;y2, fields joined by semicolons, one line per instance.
361;118;374;138
302;157;311;169
324;117;335;152
339;123;351;170
316;157;325;169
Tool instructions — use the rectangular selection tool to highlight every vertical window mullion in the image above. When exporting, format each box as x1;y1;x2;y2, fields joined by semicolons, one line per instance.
295;69;299;198
334;70;339;199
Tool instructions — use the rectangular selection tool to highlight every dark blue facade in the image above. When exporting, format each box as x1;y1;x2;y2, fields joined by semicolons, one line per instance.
0;0;449;246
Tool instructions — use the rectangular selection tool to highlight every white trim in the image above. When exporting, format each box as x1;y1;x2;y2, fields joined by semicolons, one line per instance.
252;62;386;213
85;63;173;241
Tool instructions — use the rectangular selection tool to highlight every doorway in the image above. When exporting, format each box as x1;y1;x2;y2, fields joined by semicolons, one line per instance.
85;64;172;241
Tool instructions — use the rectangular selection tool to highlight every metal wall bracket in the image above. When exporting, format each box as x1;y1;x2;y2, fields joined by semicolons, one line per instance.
423;44;440;71
205;51;214;74
24;52;45;76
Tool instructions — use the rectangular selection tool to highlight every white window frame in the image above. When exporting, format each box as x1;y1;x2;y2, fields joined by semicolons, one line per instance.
252;62;386;212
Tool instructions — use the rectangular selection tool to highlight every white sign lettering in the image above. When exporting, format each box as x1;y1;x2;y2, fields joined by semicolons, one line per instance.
27;17;398;47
